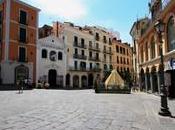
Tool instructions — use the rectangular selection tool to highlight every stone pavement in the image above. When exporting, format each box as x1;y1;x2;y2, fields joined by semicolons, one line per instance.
0;89;175;130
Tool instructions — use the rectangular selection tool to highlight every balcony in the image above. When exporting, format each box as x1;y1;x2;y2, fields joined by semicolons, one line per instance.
73;42;87;49
89;67;102;72
73;54;87;60
89;56;101;62
18;58;28;63
103;49;113;55
69;67;87;72
89;45;100;52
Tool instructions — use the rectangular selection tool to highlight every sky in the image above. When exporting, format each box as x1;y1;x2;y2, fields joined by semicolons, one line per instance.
23;0;150;43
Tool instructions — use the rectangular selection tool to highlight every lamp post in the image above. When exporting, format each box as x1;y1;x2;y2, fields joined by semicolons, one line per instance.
154;19;171;116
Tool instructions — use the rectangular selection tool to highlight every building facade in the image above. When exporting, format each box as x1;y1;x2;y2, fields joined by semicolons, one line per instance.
52;22;114;88
37;35;66;88
0;0;39;85
112;39;133;82
130;0;175;98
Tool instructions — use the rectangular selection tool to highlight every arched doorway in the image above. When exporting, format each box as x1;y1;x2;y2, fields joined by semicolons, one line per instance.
81;75;87;88
88;74;94;89
66;74;70;87
146;67;151;91
151;66;158;93
73;75;79;88
140;68;145;91
15;65;29;83
48;69;57;87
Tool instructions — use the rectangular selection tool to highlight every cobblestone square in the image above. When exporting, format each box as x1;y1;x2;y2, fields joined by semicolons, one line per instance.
0;90;175;130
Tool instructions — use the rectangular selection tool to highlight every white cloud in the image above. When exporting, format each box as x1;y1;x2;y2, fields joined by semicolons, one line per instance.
24;0;88;20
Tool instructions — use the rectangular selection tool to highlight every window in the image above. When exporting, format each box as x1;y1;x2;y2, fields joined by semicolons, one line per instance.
124;58;126;64
167;16;175;52
104;46;106;51
120;57;122;64
89;51;92;57
74;61;78;69
95;33;99;41
109;47;112;53
20;10;27;25
109;38;112;44
104;54;106;60
110;56;112;62
123;48;125;55
96;43;99;49
42;49;47;58
89;41;92;47
104;64;107;70
117;56;119;63
19;27;26;43
145;42;148;61
120;47;122;54
58;52;62;60
74;36;78;44
81;38;85;47
103;36;107;43
151;39;155;59
74;48;78;54
50;51;56;61
19;47;26;62
90;63;92;69
81;50;84;56
96;53;99;59
116;46;119;53
80;62;86;69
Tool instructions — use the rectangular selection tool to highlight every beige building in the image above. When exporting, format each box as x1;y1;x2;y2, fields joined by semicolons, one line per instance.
52;22;114;88
40;21;128;89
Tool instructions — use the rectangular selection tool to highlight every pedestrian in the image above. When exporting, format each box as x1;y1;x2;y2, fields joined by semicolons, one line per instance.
19;80;23;94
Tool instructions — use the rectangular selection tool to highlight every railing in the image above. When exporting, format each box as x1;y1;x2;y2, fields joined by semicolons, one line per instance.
89;46;100;52
69;67;101;72
103;49;113;55
89;56;101;62
73;42;87;49
73;54;87;60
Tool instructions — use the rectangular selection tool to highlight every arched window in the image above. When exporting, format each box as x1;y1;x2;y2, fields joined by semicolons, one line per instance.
42;49;47;58
145;42;148;61
150;38;155;59
58;52;63;60
167;16;175;52
50;51;56;61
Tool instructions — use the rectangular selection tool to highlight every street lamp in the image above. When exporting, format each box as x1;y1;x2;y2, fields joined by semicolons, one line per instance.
154;19;171;117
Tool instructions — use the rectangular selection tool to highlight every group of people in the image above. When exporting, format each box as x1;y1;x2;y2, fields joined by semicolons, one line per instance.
16;78;32;94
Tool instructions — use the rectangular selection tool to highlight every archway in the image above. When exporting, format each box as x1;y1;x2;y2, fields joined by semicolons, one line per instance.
146;67;151;91
73;75;79;88
88;73;94;89
15;65;29;83
140;68;145;91
151;66;158;93
81;75;87;88
66;74;70;87
48;69;57;87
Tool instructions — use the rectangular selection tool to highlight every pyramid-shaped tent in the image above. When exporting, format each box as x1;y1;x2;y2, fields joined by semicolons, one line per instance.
105;69;124;89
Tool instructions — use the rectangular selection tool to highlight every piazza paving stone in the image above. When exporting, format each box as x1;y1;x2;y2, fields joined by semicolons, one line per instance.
0;89;175;130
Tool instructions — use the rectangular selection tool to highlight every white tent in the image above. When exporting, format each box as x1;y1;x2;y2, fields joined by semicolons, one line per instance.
105;69;124;89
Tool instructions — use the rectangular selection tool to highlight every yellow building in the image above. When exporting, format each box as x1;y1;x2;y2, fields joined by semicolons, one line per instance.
112;39;133;82
130;0;175;98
